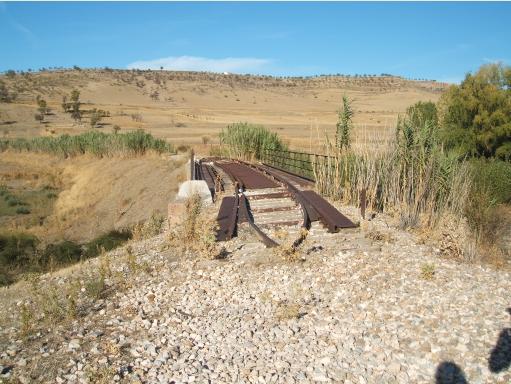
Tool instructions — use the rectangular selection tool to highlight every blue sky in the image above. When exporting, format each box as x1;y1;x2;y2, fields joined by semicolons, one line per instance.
1;2;510;83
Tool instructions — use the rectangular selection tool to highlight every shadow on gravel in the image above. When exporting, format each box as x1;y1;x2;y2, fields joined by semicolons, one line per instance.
488;308;511;373
435;362;468;384
435;308;511;383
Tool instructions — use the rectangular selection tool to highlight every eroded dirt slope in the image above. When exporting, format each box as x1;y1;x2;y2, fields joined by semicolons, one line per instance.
0;152;187;243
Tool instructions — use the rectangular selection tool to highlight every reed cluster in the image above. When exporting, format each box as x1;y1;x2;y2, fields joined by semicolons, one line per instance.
313;114;471;228
219;122;287;160
0;129;174;158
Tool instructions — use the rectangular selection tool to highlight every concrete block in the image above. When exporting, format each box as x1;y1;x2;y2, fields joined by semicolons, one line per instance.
175;180;213;205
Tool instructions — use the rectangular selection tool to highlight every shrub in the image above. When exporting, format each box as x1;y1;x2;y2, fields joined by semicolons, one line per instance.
0;232;38;267
83;230;132;259
40;241;82;266
15;206;31;215
219;122;287;160
470;159;511;204
7;196;21;206
132;211;165;240
420;263;436;280
176;144;190;153
89;109;103;127
85;275;107;300
201;135;211;145
0;80;13;102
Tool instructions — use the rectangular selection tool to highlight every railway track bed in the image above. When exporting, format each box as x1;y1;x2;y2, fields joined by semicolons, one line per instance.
195;158;359;249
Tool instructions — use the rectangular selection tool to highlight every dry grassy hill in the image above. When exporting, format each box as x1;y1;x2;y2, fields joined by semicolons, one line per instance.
0;69;448;150
0;151;187;244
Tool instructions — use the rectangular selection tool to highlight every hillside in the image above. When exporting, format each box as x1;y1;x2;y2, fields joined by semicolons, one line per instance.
0;69;448;150
0;151;187;243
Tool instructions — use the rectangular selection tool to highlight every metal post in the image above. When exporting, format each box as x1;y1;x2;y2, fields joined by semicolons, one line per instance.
360;188;366;220
190;149;195;180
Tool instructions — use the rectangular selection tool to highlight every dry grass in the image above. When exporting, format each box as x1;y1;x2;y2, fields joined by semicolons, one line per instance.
131;210;165;240
12;242;153;341
420;263;436;280
167;193;225;259
275;302;301;321
273;228;309;261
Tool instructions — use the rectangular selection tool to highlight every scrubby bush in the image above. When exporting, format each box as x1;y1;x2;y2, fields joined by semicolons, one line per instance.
0;230;132;286
0;232;38;267
167;193;223;259
470;159;511;204
132;211;165;240
336;96;353;150
40;241;82;266
0;80;13;103
83;230;132;259
15;206;31;215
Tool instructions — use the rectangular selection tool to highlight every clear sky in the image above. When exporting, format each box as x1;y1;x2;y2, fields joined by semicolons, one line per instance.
1;1;510;83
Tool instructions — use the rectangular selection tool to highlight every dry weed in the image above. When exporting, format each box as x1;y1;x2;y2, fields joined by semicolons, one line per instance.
167;193;224;259
420;263;436;280
365;230;394;243
273;228;308;262
132;210;165;240
275;302;301;321
272;227;289;240
86;365;116;384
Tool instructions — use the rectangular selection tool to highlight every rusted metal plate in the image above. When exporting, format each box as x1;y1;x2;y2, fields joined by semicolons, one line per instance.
216;162;279;189
301;190;357;232
216;196;238;241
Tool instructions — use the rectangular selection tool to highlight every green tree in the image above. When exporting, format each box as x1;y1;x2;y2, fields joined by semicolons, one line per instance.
70;90;81;121
62;96;68;112
335;96;353;150
34;113;44;123
438;63;511;159
89;109;102;128
406;101;438;129
36;96;49;116
0;80;11;103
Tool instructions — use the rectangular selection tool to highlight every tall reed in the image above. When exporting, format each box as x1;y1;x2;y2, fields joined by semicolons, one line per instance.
219;122;287;161
313;115;471;228
0;130;174;158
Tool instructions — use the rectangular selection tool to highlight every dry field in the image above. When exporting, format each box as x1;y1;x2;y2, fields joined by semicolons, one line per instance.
0;69;448;151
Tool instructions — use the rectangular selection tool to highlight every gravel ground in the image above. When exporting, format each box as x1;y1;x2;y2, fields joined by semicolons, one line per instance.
0;208;510;384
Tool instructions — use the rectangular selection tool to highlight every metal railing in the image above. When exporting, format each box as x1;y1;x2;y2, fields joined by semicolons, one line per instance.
261;149;331;181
